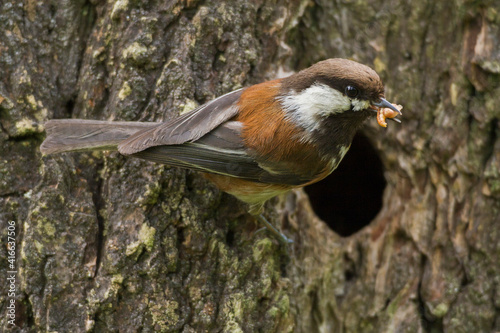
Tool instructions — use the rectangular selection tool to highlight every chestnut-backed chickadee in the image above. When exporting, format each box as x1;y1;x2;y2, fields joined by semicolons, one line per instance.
41;58;401;244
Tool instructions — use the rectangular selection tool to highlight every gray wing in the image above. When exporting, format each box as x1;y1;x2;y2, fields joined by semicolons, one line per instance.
131;121;315;186
118;89;243;155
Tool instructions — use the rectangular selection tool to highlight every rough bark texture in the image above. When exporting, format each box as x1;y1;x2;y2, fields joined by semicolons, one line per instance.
1;0;500;332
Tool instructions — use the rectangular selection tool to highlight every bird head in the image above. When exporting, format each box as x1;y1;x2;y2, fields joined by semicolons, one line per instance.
278;58;400;134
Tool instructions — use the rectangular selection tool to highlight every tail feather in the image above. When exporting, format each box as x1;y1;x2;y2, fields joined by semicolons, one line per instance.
40;119;159;155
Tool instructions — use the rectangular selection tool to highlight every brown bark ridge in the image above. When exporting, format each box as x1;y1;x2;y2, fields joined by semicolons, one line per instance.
1;0;500;332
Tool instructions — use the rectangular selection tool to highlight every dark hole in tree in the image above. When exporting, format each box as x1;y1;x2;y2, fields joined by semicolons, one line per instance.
304;133;386;236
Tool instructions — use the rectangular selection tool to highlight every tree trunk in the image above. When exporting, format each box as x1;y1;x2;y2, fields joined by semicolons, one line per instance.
1;0;500;332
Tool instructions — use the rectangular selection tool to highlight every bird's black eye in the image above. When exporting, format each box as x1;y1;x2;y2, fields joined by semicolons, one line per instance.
345;85;359;98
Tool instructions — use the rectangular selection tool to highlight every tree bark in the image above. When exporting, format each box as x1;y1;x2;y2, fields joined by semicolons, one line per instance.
1;0;500;332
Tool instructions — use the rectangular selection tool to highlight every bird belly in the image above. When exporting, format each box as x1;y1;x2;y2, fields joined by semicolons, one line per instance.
203;173;292;210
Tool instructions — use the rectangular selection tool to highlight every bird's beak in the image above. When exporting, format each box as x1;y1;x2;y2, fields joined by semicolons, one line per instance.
371;98;402;115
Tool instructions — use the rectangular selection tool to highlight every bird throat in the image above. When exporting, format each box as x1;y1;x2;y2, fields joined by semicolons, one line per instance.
312;111;371;161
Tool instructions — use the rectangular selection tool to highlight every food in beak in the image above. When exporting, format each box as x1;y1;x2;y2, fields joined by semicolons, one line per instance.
376;104;403;127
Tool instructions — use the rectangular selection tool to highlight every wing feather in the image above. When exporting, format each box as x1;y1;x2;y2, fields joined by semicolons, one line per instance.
114;87;327;185
118;89;243;155
130;121;316;185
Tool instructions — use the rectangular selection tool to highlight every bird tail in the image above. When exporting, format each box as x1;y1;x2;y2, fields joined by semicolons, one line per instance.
40;119;158;155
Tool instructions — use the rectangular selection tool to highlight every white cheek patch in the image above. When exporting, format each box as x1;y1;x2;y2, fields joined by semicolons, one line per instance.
278;83;369;133
351;98;371;111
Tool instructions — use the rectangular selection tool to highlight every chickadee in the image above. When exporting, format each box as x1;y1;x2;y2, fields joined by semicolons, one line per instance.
40;58;401;244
